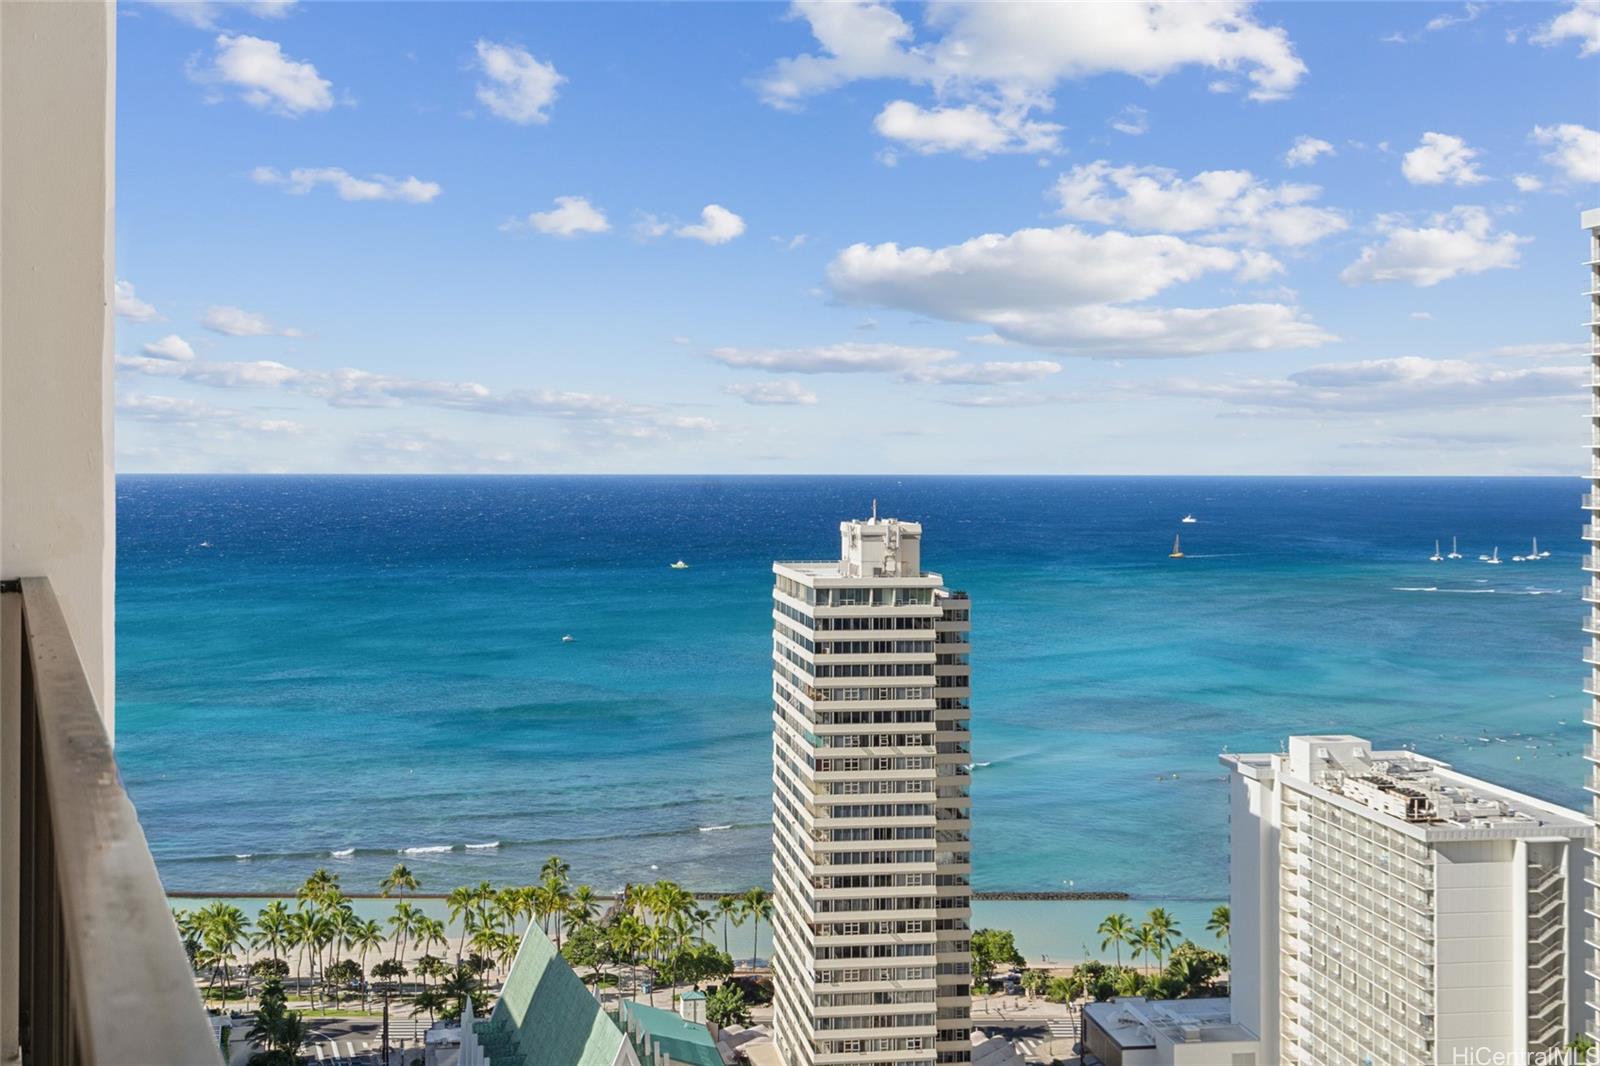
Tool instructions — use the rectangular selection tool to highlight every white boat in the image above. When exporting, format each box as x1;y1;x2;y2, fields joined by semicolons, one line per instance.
1447;536;1462;559
561;634;575;643
1181;514;1197;524
670;560;689;569
1429;540;1443;562
1530;537;1549;560
1485;547;1501;565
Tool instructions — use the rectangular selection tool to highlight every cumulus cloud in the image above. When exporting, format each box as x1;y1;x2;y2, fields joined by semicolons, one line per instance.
724;380;820;405
251;166;441;203
146;0;296;29
1340;207;1525;287
518;195;611;237
115;279;161;322
758;2;1304;156
675;205;746;245
1401;132;1487;185
473;40;564;124
115;352;711;441
1512;173;1544;192
203;305;302;337
827;222;1334;356
1531;0;1600;55
904;360;1063;385
1284;135;1334;167
1532;123;1600;182
191;34;333;116
117;392;305;434
141;334;196;361
1149;355;1584;413
1052;161;1346;247
873;100;1061;156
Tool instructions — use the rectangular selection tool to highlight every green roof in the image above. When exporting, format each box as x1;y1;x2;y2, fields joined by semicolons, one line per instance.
476;926;629;1066
619;1000;722;1066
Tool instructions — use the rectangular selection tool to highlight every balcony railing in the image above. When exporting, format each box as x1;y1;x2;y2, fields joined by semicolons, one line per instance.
2;577;217;1065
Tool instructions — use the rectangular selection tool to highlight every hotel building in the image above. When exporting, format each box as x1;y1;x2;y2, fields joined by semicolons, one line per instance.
1223;735;1590;1065
1583;205;1600;1041
769;514;974;1066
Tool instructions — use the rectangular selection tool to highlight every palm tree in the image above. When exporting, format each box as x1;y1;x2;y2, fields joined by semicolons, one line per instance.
714;895;741;955
1206;904;1230;946
254;901;292;965
350;919;384;1010
1133;924;1162;971
1097;913;1134;969
740;888;772;966
287;907;317;999
446;884;477;959
389;901;419;966
196;902;250;1006
568;885;600;929
380;863;421;899
409;987;449;1025
1145;908;1181;967
540;855;571;888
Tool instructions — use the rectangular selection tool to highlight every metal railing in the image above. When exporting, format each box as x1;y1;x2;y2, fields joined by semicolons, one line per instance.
2;577;217;1065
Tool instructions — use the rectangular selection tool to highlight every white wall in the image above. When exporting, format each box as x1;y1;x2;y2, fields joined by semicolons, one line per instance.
1434;840;1516;1060
1225;765;1277;1055
0;0;116;729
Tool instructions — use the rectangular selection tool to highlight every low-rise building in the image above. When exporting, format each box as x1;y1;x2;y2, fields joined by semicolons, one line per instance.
1223;734;1590;1065
1080;997;1258;1066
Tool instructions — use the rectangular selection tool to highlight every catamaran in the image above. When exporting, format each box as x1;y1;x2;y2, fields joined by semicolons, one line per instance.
1447;536;1462;559
1485;547;1501;565
1169;535;1184;559
1429;540;1443;562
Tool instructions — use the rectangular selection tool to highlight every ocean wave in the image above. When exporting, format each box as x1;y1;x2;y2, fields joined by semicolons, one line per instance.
330;847;355;858
698;824;733;833
234;853;253;860
400;845;453;855
464;841;500;850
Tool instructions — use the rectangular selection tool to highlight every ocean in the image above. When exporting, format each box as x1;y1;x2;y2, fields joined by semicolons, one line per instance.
119;475;1590;910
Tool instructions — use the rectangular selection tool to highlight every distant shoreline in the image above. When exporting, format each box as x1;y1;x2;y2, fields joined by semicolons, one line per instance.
168;883;1132;889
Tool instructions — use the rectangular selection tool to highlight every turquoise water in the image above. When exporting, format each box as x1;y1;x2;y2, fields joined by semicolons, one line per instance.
120;476;1589;902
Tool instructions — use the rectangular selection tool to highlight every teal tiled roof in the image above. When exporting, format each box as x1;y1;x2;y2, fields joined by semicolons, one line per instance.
485;927;629;1066
619;1000;722;1066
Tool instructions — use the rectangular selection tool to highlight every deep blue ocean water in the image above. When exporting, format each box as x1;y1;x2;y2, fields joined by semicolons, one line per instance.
118;475;1591;901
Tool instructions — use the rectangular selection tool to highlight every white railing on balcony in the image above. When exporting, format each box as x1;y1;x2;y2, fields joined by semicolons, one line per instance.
2;577;217;1064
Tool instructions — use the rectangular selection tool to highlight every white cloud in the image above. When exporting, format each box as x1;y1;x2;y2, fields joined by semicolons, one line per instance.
904;360;1062;384
146;1;297;29
1532;123;1600;182
1283;135;1334;167
251;166;441;203
825;223;1332;357
1108;104;1150;137
675;205;746;245
1512;173;1544;192
117;392;305;434
1531;0;1600;55
203;305;301;337
1151;355;1584;413
1491;341;1588;359
759;1;1307;107
115;279;161;322
724;380;820;405
1384;3;1483;43
115;353;710;441
1340;207;1525;287
873;100;1061;156
473;40;564;125
1401;132;1487;185
1051;161;1346;247
1410;311;1433;320
709;342;956;374
141;334;196;361
522;195;611;238
193;34;333;116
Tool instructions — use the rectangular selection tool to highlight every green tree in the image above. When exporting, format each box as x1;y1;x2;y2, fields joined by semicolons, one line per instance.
713;895;741;955
739;887;772;965
253;901;292;965
1097;913;1134;968
568;885;600;929
969;928;1024;984
1206;904;1230;946
380;863;421;899
1145;908;1181;967
705;983;751;1028
446;884;478;959
246;977;308;1065
1132;924;1162;970
349;918;384;1010
1019;968;1048;1000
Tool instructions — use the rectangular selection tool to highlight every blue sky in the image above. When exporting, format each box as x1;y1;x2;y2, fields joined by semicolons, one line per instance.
115;0;1600;474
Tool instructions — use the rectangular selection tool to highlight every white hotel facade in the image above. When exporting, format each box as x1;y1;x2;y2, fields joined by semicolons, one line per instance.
1582;205;1600;1042
1224;735;1590;1066
769;515;974;1066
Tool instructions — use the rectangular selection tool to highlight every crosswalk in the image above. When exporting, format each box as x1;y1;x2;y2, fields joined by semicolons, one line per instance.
1046;1016;1079;1040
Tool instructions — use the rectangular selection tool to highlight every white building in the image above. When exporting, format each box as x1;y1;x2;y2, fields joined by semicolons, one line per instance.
1080;997;1259;1066
769;513;974;1066
1582;205;1600;1041
1223;735;1589;1065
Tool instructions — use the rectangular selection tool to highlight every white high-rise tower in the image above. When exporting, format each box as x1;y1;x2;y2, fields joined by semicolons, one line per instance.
1583;206;1600;1039
769;513;973;1066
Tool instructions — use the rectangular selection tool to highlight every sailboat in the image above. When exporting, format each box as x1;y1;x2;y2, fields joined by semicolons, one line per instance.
1531;537;1549;560
1447;536;1462;560
1485;547;1501;565
1169;535;1184;559
1429;540;1443;562
670;560;689;569
1181;514;1197;524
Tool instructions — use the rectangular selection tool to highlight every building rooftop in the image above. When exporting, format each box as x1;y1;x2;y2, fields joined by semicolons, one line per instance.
1084;997;1256;1049
617;1000;723;1066
1221;734;1590;839
473;925;632;1066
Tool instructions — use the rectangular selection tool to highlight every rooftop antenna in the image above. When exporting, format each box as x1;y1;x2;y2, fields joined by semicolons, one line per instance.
871;498;878;522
